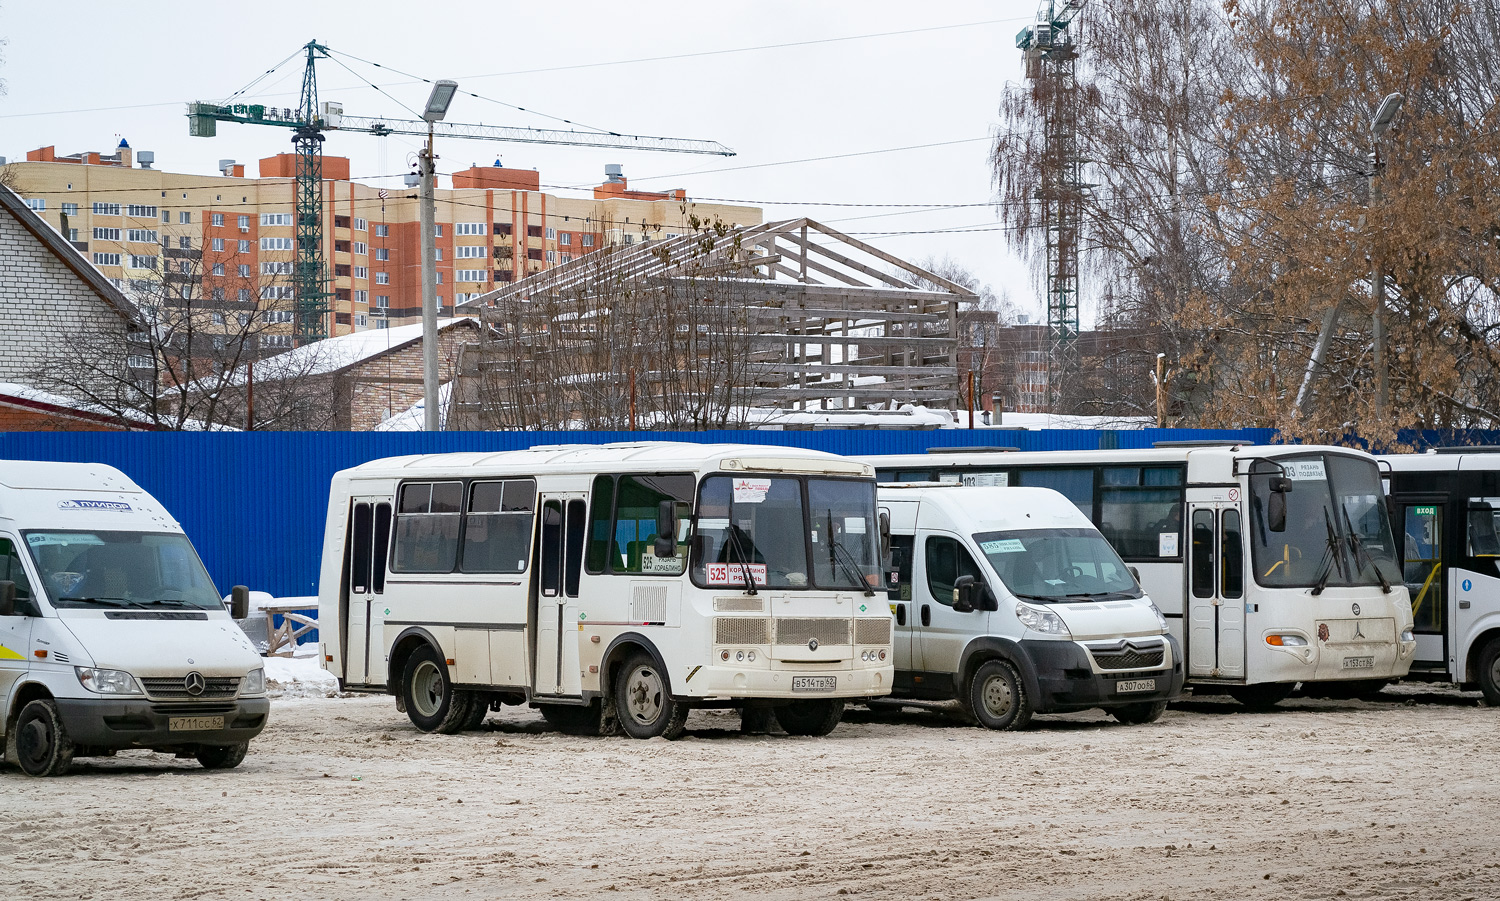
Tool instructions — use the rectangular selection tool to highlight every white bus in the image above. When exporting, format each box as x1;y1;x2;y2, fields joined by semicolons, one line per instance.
318;442;893;739
1383;448;1500;703
866;443;1416;707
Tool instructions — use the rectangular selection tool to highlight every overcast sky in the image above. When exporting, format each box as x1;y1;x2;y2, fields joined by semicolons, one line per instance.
1;1;1045;316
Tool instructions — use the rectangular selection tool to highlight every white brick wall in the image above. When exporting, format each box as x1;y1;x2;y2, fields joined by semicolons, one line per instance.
0;210;130;382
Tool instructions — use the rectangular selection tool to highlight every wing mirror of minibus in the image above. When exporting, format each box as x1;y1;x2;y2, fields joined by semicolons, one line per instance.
229;585;250;620
878;510;891;562
0;580;15;617
952;575;977;613
1268;475;1292;533
1129;566;1141;583
654;500;678;559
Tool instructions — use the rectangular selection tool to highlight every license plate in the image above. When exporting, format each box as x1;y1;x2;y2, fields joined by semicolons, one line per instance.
169;716;224;732
1116;679;1157;694
791;676;836;692
1342;656;1375;669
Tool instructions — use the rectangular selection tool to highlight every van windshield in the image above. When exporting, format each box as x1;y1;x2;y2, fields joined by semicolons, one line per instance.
24;530;223;610
974;528;1142;601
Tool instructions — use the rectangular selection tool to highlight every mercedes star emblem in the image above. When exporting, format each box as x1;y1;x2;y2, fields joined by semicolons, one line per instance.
808;638;820;651
184;671;207;696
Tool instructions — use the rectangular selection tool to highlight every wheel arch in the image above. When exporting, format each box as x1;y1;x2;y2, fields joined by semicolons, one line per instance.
600;632;672;700
958;636;1041;706
1463;626;1500;685
4;680;55;737
387;626;443;696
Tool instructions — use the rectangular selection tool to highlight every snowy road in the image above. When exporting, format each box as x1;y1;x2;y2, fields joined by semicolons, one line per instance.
3;686;1497;900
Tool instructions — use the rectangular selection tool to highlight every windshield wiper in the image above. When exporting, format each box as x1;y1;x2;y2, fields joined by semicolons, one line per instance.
56;596;148;609
1013;592;1057;603
824;511;875;596
723;526;759;596
1311;509;1345;596
1341;506;1393;594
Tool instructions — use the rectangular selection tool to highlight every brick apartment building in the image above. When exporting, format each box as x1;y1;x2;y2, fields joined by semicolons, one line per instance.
2;142;760;352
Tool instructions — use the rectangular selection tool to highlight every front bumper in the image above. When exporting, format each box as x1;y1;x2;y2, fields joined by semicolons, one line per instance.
54;696;270;750
1020;637;1184;712
681;663;891;700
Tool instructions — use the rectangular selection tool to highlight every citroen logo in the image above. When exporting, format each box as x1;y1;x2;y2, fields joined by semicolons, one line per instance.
808;638;820;651
1352;603;1362;616
184;671;206;696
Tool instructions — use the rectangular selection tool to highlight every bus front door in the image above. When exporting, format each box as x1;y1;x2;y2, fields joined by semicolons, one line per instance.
532;495;587;697
344;498;393;688
1394;498;1448;672
1187;502;1246;679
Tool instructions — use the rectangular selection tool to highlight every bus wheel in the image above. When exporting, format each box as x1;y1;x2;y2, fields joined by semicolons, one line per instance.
14;699;75;777
774;700;844;736
968;659;1033;731
613;652;688;740
196;741;249;770
463;696;491;731
740;705;775;734
1479;638;1500;707
1228;682;1295;710
539;703;604;736
1110;701;1168;725
402;645;471;734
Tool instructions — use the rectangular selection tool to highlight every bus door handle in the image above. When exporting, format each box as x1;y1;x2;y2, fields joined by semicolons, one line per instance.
921;604;931;627
895;603;907;626
1460;600;1471;609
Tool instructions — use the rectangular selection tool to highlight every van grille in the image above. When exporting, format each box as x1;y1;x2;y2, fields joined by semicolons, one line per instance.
775;618;852;646
141;676;241;700
855;618;892;645
714;617;771;645
1088;643;1165;671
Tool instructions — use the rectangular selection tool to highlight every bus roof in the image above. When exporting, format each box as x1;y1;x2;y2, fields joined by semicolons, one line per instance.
1383;450;1500;473
864;444;1377;469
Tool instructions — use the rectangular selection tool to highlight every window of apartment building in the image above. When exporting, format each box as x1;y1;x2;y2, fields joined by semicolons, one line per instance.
456;222;485;236
93;202;121;216
375;247;390;261
262;261;293;275
354;217;367;231
61;202;79;216
161;210;171;223
559;233;571;246
434;248;442;261
212;287;225;301
127;204;157;218
24;198;44;211
376;320;388;330
261;213;293;227
129;255;157;270
581;234;594;247
375;295;390;309
353;266;368;280
68;229;79;241
178;237;191;250
179;211;191;225
262;286;294;300
262;311;294;323
336;288;351;301
334;241;350;254
238;240;251;253
545;251;556;263
494;269;512;283
93;227;121;241
261;237;294;251
129;228;157;242
237;313;251;327
374;223;389;237
527;248;543;260
355;313;368;328
456;270;487;283
212;312;226;325
238;215;250;230
335;264;351;277
545;227;556;240
212;237;224;252
561;253;572;263
353;241;367;255
434;224;444;237
375;272;389;285
238;288;252;302
435;272;443;284
527;225;542;238
238;264;251;278
334;215;350;229
262;335;294;349
127;354;154;370
212;263;225;277
178;260;191;274
455;245;486;259
354;289;368;304
93;252;121;266
212;213;224;228
495;222;513;236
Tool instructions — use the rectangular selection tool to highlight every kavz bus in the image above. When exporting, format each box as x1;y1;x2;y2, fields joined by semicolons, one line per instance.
318;443;893;739
865;444;1416;707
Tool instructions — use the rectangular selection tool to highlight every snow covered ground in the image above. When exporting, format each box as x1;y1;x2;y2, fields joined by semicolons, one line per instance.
262;641;341;699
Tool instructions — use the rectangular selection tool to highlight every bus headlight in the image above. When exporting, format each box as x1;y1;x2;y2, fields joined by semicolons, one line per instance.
75;667;143;695
1016;603;1070;637
1266;634;1308;647
1148;602;1168;631
243;667;266;695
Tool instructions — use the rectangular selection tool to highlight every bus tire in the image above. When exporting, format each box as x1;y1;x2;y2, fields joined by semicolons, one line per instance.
1479;638;1500;707
774;700;844;736
1228;682;1295;710
968;659;1033;731
1109;700;1168;725
196;741;249;770
539;702;605;736
401;645;471;734
613;652;688;740
14;699;75;777
740;705;776;734
463;696;491;730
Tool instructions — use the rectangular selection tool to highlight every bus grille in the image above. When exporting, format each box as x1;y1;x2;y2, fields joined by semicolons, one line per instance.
1088;643;1165;671
775;618;852;646
714;597;765;613
715;617;771;645
855;618;892;645
141;676;242;700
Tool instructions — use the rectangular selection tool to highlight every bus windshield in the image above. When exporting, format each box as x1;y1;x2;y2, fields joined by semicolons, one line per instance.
24;530;224;610
974;528;1142;601
692;476;878;591
1248;454;1402;590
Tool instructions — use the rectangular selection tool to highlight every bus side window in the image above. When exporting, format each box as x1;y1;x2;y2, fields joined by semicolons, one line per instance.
1221;510;1243;599
392;481;463;574
585;475;614;574
0;537;35;611
540;502;563;597
372;503;391;593
1191;509;1215;598
886;535;914;602
349;503;373;595
1469;499;1500;558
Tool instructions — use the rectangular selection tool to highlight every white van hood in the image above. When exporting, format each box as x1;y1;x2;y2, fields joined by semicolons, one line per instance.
59;611;263;677
1036;598;1165;641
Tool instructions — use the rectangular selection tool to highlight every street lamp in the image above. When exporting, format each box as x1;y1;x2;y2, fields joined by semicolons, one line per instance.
419;80;458;431
1369;92;1402;420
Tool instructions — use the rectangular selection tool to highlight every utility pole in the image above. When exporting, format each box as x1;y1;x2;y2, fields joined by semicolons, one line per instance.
418;81;458;432
1370;92;1403;421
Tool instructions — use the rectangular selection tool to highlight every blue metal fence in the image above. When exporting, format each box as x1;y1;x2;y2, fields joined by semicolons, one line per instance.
0;427;1276;598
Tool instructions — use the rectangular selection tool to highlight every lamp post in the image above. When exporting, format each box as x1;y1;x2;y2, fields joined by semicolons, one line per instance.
419;79;458;432
1369;91;1402;421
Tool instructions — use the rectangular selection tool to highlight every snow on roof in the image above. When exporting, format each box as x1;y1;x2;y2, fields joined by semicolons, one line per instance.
373;381;453;432
238;318;477;383
0;383;236;431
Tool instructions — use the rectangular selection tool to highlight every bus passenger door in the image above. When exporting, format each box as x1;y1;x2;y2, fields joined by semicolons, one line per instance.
533;496;586;697
344;499;392;687
1394;499;1447;669
914;533;985;695
1187;503;1246;679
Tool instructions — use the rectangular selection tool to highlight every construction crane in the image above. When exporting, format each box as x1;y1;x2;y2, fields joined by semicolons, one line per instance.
1016;1;1086;411
188;40;735;343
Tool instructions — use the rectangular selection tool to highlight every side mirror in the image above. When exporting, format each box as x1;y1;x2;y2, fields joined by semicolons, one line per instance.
0;581;15;617
654;500;678;559
230;585;250;620
878;510;891;562
1129;566;1141;583
952;574;976;613
1268;492;1288;534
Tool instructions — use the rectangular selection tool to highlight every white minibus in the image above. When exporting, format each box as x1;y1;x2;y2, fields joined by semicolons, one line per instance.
318;442;894;739
866;443;1416;707
880;484;1183;729
1383;448;1500;702
1;462;267;776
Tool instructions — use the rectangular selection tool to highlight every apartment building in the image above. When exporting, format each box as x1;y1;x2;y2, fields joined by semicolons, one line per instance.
4;141;760;348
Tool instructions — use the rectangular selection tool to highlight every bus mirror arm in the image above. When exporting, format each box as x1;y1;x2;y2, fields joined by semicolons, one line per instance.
655;501;678;559
230;585;250;620
0;581;14;617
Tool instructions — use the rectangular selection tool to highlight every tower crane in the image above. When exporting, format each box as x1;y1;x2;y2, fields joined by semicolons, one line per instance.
188;40;734;343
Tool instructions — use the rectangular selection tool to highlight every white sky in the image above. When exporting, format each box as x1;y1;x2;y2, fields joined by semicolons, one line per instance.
0;1;1043;317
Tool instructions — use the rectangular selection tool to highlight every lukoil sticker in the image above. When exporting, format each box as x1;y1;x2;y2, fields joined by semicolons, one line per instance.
57;499;131;512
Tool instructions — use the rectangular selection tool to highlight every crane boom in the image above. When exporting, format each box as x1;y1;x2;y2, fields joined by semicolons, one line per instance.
332;115;734;156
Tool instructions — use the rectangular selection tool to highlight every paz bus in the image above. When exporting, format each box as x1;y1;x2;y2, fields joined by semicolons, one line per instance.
864;443;1416;707
1383;448;1500;703
317;442;893;739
